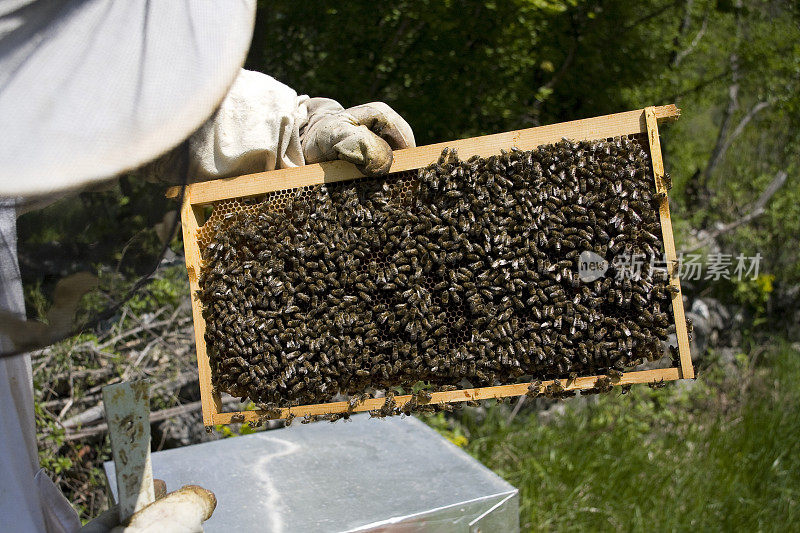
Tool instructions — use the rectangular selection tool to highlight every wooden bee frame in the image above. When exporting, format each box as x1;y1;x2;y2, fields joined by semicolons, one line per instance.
169;105;693;427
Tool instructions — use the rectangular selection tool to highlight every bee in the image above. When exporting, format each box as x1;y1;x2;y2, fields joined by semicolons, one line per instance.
669;345;680;367
348;391;370;411
414;389;433;404
664;285;680;298
648;378;667;390
546;379;564;395
594;376;613;393
652;191;667;206
526;380;542;398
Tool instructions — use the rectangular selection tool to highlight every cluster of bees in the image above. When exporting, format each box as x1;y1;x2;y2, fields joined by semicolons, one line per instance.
198;137;674;410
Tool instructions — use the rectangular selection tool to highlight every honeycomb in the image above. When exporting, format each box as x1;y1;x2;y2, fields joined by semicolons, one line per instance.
196;134;674;409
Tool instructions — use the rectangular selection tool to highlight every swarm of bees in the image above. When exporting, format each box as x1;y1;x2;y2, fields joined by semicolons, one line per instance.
198;136;674;410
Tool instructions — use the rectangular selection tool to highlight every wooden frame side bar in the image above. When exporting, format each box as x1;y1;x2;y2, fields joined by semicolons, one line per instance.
168;104;680;205
212;367;681;424
644;107;694;379
180;198;222;428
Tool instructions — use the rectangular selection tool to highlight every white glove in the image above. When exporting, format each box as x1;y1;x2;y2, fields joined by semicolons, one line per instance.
81;484;216;533
301;98;416;176
184;70;415;182
187;69;309;182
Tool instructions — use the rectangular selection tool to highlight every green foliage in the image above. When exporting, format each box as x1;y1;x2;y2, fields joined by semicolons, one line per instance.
423;342;800;531
35;398;112;523
35;403;73;475
17;176;176;321
250;0;691;142
24;279;50;321
423;411;470;447
121;266;188;316
732;273;775;318
215;422;257;438
71;264;188;332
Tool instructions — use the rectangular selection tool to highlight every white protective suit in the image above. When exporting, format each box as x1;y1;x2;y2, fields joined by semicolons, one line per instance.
0;1;414;532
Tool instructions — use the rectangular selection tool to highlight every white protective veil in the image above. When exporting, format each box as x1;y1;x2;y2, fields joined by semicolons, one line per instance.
0;1;255;531
0;0;255;197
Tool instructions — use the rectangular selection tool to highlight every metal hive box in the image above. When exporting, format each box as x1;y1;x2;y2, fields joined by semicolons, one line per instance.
170;105;693;428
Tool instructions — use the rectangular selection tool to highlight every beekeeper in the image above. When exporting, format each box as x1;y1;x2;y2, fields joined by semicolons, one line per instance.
0;2;414;531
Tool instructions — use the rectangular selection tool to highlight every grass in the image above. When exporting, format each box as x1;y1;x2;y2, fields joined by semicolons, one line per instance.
423;343;800;531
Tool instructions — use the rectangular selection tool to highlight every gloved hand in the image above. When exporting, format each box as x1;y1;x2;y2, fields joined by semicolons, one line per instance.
81;483;216;533
301;98;416;176
153;70;416;183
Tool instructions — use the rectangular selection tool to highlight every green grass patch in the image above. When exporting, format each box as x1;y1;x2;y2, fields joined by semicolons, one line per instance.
423;344;800;531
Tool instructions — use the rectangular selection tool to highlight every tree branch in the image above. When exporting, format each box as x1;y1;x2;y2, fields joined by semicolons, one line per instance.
63;396;244;441
700;0;748;185
670;0;694;66
622;0;682;31
666;68;731;101
702;80;739;182
673;15;707;67
717;100;771;160
687;170;788;252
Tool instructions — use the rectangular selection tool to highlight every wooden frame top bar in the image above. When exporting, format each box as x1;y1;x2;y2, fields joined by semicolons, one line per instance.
167;104;680;205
